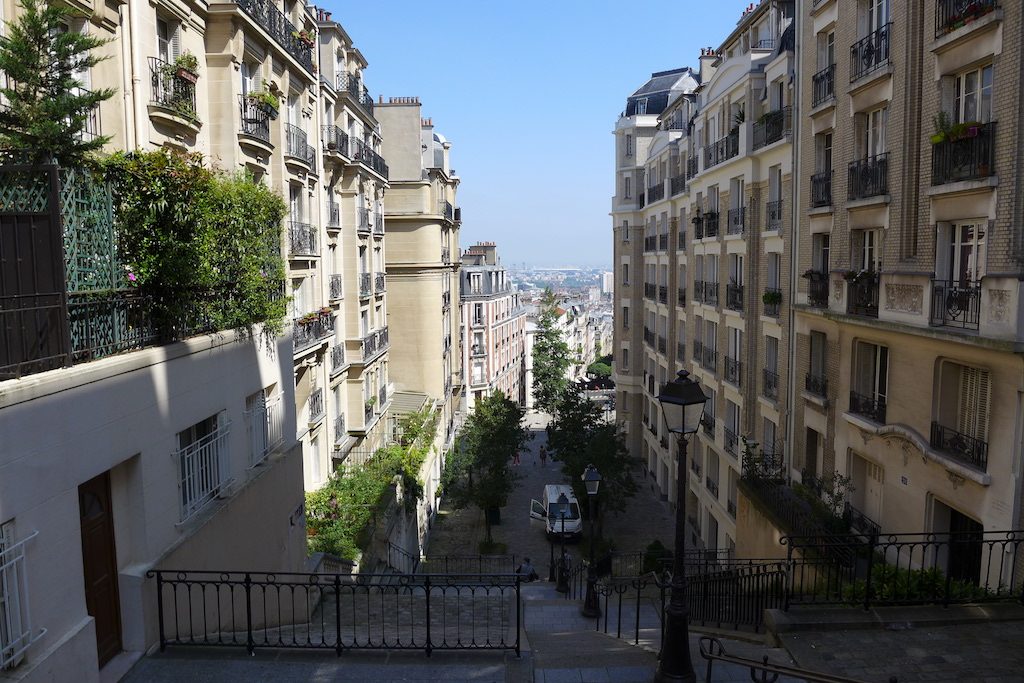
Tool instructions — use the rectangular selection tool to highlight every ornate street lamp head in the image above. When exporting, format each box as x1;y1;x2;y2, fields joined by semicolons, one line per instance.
657;369;708;436
582;464;601;496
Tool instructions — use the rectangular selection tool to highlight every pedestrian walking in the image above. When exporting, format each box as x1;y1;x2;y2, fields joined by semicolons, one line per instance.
539;446;547;468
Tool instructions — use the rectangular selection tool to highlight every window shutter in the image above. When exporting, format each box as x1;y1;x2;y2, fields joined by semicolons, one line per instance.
171;24;181;61
851;231;865;269
958;366;990;440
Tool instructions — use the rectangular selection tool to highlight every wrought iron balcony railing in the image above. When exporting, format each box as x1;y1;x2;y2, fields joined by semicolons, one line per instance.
239;94;270;142
808;276;829;308
693;340;704;363
647;182;665;203
810;171;832;207
752;107;791;150
929;279;981;330
659;233;668;251
701;414;715;438
726;284;743;311
848;153;888;200
678;230;686;252
703;212;720;238
293;313;334;351
307;387;325;423
727;207;745;235
439;199;454;222
235;0;314;72
766;199;783;232
704;281;719;306
931;121;996;185
657;336;667;354
930;421;988;471
763;368;779;400
329;274;343;300
763;287;781;317
334;413;346;443
644;235;656;253
321;125;350;157
148;56;197;122
357;207;371;233
702;346;717;372
936;0;998;38
686;157;699;179
670;175;686;196
727;499;737;518
643;326;655;347
677;288;686;306
704;130;740;169
288;221;317;256
706;477;719;498
359;272;371;298
846;273;880;317
844;502;880;539
850;22;891;82
326;201;340;229
850;390;887;423
350;137;389;179
375;273;385;293
337;73;374;117
331;344;345;373
658;285;668;304
805;372;827;398
284;123;316;170
811;64;835;107
723;427;738;456
724;357;742;386
644;282;656;300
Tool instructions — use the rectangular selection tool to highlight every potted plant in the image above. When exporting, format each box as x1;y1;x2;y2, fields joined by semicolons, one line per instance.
931;111;951;145
247;86;280;119
762;290;783;306
292;29;316;48
802;268;825;281
319;306;332;316
173;51;199;83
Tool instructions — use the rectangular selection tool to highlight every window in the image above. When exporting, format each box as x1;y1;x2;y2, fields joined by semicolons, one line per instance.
766;336;778;373
624;176;632;199
240;61;258;96
818;30;835;68
728;254;743;286
622;263;629;286
812;233;831;272
177;413;231;520
953;65;993;124
728;327;742;362
309;435;321;483
815;132;833;173
473;303;483;325
861;107;887;158
625;134;633;157
763;418;777;458
866;0;889;32
852;229;883;271
636;98;648;115
245;388;280;466
622;306;629;329
767;253;781;289
809;331;827;380
289;184;302;222
156;16;180;64
936;221;986;284
621;348;629;370
853;341;888;418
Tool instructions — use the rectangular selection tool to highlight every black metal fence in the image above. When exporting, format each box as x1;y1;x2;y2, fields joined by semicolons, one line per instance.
752;107;791;150
846;274;880;317
850;23;891;82
848;153;888;200
811;170;832;207
935;0;998;38
148;570;521;656
931;122;996;186
699;636;895;683
148;57;198;122
929;279;981;330
812;64;835;107
239;95;270;142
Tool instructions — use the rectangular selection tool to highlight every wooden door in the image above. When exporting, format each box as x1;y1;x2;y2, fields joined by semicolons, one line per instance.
79;472;122;666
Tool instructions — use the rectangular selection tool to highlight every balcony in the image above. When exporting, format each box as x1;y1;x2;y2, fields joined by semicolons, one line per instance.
701;414;715;438
929;280;981;331
692;216;704;240
931;121;996;186
658;285;668;304
727;207;745;236
850;23;891;82
307;387;325;424
763;287;781;317
850;390;886;424
677;287;686;306
763;368;779;400
723;428;738;456
357;208;371;234
321;125;350;158
337;73;374;118
647;182;665;203
805;372;827;398
644;236;657;253
375;273;386;293
704;282;719;307
293;313;334;352
704;130;739;169
659;233;668;250
846;272;880;317
936;0;998;38
364;401;374;424
378;384;388;408
329;274;344;301
678;230;687;252
670;175;686;196
726;284;743;311
705;477;719;499
471;343;486;357
766;200;783;232
810;171;832;208
644;283;656;301
331;344;345;374
374;213;384;235
727;499;737;518
686;157;699;179
848;153;888;200
442;247;451;264
643;326;655;347
807;276;829;308
288;221;317;257
284;123;316;172
361;326;389;362
677;341;685;362
703;212;720;238
439;199;454;222
657;336;667;355
334;413;346;443
324;202;340;231
930;422;989;471
359;272;371;298
350;138;389;179
701;345;717;373
148;57;198;127
752;107;791;150
239;95;270;143
724;357;741;386
844;502;880;538
811;64;835;107
235;0;313;72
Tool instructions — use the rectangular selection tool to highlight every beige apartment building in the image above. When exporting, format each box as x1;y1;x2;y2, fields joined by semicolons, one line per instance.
376;101;462;548
791;0;1024;537
461;243;528;409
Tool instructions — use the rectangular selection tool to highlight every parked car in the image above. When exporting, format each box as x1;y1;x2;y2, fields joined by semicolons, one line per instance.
529;484;583;540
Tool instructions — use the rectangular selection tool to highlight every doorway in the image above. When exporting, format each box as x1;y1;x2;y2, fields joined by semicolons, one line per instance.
79;472;122;666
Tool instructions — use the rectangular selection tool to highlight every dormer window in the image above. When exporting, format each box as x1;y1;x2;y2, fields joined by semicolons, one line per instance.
636;98;648;115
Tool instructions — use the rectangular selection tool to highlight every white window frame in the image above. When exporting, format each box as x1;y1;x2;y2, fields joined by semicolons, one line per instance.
177;413;231;521
1;525;42;671
953;64;993;125
937;220;987;284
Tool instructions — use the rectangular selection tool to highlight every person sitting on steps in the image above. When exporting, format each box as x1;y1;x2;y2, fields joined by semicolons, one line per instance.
516;557;539;582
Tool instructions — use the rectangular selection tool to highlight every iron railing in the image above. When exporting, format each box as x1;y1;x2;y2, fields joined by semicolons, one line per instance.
643;326;655;347
687;157;699;179
321;125;350;157
644;283;656;301
659;233;668;250
358;273;371;298
930;422;988;471
288;221;317;256
699;636;885;683
701;414;715;438
931;121;996;185
763;287;781;316
350;138;389;179
766;199;783;231
658;285;668;304
246;396;282;466
419;555;517;575
727;499;737;518
811;64;835;107
239;95;270;142
846;273;879;317
704;131;740;169
848;153;888;200
374;213;384;235
331;344;345;373
724;427;738;456
763;369;779;400
439;200;454;222
844;502;881;539
670;175;686;196
677;288;686;306
284;123;316;170
148;570;521;656
657;336;667;354
326;202;340;229
307;387;325;423
375;273;386;293
148;57;198;122
704;282;719;306
337;73;375;117
703;212;719;238
850;390;886;423
726;284;743;311
293;313;334;351
702;346;717;372
808;277;829;308
850;23;891;82
357;208;370;234
647;182;665;203
727;207;745;235
929;279;981;330
936;0;998;38
811;171;832;207
235;0;314;72
705;476;719;499
805;372;827;398
678;230;686;251
752;107;791;150
334;413;346;443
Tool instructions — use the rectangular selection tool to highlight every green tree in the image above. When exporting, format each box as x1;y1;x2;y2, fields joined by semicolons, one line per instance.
441;391;528;543
532;288;571;414
548;386;637;521
0;0;115;164
586;361;612;378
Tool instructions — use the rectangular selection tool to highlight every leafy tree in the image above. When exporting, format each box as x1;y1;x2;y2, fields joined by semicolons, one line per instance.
548;386;637;522
441;391;528;543
587;361;612;378
0;0;115;164
532;288;570;414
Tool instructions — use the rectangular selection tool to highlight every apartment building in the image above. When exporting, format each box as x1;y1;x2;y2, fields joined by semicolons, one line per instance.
792;0;1024;537
376;101;462;547
461;243;528;408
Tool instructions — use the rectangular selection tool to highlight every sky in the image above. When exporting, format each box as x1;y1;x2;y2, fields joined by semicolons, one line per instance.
321;0;745;268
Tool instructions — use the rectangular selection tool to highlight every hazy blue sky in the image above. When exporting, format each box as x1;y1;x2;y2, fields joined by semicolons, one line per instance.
323;1;744;268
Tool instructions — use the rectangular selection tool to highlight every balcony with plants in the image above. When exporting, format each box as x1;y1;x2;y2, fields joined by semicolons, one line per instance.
321;125;350;161
234;0;314;73
762;288;782;316
803;269;830;308
293;308;334;352
238;93;273;148
148;54;200;133
935;0;999;39
726;283;744;311
930;113;995;186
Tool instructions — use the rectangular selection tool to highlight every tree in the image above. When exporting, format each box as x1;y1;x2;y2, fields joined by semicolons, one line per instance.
532;288;571;415
587;361;612;378
441;392;528;544
548;386;638;522
0;0;115;164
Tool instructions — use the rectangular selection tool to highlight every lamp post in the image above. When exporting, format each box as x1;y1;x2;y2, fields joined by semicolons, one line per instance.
554;492;570;593
548;531;557;582
654;369;708;683
581;464;602;617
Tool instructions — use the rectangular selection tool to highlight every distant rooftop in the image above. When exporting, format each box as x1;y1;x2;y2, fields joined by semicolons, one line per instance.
624;67;700;117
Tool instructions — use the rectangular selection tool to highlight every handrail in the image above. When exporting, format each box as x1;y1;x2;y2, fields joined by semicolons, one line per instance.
698;636;897;683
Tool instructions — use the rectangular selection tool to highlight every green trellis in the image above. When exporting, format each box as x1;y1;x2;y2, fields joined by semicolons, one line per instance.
59;167;119;293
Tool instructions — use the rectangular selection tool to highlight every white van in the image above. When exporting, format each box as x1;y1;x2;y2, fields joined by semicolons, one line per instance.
529;484;583;539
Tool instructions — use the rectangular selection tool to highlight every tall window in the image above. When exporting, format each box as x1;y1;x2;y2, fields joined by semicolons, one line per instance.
862;107;887;158
766;336;778;374
240;61;258;96
953;65;993;124
852;228;882;271
625;134;633;156
812;233;830;272
854;341;888;404
622;306;629;329
635;98;648;115
622;263;629;285
866;0;889;32
818;30;835;68
177;412;230;520
809;331;827;380
815;132;833;173
767;253;781;289
156;16;180;64
624;176;632;199
937;362;990;443
937;221;986;285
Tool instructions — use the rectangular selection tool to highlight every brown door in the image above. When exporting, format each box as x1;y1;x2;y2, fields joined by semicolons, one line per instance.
79;472;122;666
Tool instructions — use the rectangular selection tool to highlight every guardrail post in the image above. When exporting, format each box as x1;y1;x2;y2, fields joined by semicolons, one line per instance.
244;572;254;656
515;576;522;657
334;573;342;657
424;575;432;657
783;542;793;611
154;571;166;652
863;534;877;612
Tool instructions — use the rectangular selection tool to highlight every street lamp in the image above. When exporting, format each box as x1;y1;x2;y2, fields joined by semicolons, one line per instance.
581;464;602;618
655;369;708;683
554;492;570;593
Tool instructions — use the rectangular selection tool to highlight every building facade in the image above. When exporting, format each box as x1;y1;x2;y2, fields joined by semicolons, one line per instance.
461;243;528;409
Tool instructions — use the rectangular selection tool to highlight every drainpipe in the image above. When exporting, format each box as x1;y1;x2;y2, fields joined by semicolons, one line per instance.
119;2;135;150
784;7;802;483
128;0;147;151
